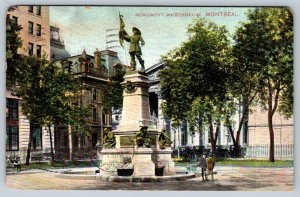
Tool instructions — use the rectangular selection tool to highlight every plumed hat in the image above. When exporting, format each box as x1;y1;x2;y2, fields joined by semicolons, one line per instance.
132;27;141;35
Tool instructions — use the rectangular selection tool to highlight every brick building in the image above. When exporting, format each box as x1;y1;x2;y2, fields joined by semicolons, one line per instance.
6;6;51;162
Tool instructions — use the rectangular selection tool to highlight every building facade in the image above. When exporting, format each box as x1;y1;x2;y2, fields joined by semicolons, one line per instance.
50;25;71;60
6;6;52;162
53;49;122;160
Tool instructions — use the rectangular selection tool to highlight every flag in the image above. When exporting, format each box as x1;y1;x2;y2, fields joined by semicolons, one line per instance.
119;13;125;48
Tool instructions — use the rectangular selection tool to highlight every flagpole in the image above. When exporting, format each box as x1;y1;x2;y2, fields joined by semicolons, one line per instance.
119;11;129;66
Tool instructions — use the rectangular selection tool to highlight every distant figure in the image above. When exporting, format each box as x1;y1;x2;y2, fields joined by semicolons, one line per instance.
205;153;216;181
9;157;21;171
199;154;207;181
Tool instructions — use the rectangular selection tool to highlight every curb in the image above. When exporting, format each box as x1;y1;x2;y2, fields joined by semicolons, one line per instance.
97;173;196;182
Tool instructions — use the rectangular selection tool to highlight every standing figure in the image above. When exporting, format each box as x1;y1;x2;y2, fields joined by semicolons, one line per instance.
119;14;145;71
199;154;207;181
206;153;216;181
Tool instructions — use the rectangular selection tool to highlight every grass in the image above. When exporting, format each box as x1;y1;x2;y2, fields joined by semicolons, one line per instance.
174;158;294;168
216;159;294;168
7;160;99;172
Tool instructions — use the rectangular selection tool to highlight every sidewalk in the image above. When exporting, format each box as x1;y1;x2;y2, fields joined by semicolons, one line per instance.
6;166;294;191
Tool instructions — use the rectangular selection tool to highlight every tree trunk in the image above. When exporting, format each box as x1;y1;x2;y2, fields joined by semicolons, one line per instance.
25;122;33;165
267;83;280;162
268;110;275;162
173;128;176;149
198;115;203;146
48;125;55;163
177;127;180;147
68;124;73;161
208;115;216;156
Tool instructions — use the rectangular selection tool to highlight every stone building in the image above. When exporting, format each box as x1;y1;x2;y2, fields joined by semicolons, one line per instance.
53;49;122;160
145;61;294;156
6;6;52;162
248;109;293;146
50;25;71;60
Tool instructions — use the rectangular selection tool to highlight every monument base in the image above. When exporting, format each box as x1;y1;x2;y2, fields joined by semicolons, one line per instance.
99;147;175;177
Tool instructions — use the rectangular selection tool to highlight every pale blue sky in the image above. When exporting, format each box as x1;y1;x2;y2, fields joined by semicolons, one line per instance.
50;6;250;67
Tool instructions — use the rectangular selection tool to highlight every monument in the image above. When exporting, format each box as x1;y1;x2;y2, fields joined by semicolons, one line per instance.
98;15;175;178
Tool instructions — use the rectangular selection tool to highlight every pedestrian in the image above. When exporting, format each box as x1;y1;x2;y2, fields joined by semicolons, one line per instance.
199;154;207;181
205;153;215;181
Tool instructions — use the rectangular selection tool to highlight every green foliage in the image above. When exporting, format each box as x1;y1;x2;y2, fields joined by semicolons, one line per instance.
158;128;172;149
16;57;90;133
233;8;293;118
103;130;116;148
159;18;231;124
233;8;293;161
159;18;232;155
135;126;151;148
6;12;23;87
103;66;125;112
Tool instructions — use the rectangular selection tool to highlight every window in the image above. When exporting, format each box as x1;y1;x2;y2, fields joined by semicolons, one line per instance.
6;126;19;151
92;133;97;147
80;135;85;147
227;130;232;143
28;21;33;34
28;6;33;13
92;108;97;122
115;115;119;121
208;131;211;143
36;24;41;36
31;127;42;151
28;43;33;56
72;135;78;148
6;98;18;120
36;45;42;58
92;88;97;101
36;6;41;16
102;113;106;124
12;16;18;24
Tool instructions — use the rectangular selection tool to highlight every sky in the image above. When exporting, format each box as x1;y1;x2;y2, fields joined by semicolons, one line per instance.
50;6;250;68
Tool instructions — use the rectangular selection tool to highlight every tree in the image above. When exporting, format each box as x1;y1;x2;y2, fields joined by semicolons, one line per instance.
17;57;90;164
6;7;23;87
103;64;125;113
159;19;231;155
232;8;293;162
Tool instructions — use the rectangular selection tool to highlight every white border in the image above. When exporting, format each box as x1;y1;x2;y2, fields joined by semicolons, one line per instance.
0;1;298;197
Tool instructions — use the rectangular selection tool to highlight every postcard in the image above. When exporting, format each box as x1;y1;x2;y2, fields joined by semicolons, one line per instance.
5;6;294;191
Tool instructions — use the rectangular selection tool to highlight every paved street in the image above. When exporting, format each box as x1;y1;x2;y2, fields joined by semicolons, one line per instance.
6;166;294;191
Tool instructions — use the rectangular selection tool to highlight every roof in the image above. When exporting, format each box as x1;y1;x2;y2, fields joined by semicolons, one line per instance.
50;47;71;60
145;61;165;74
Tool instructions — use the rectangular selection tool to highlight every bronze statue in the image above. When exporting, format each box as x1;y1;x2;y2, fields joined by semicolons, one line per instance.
119;14;145;71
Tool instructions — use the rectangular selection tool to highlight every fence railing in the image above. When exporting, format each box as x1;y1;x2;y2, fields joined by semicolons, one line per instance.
245;144;294;160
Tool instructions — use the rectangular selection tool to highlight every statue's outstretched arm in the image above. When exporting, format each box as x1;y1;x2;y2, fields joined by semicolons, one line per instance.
124;35;131;42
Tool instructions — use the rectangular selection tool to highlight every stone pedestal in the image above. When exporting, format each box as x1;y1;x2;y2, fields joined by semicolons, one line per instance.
100;71;175;177
117;71;152;133
132;149;155;176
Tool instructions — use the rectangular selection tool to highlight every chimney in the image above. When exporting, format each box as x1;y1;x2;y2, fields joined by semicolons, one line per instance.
80;49;87;72
94;48;101;71
82;49;87;59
